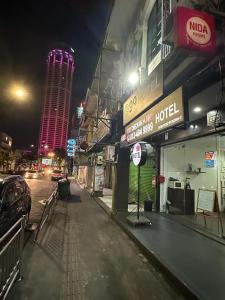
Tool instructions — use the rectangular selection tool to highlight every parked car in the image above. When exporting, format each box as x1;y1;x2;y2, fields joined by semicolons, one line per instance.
51;170;64;181
0;176;31;237
24;170;44;179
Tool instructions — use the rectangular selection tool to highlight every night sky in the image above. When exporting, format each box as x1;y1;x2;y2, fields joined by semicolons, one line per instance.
0;0;113;149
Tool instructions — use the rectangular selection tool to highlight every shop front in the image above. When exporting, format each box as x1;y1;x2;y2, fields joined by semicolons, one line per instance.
85;113;116;198
122;86;185;212
154;80;225;238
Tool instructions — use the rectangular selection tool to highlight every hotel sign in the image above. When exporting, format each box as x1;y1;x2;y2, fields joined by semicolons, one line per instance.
125;87;184;143
175;7;216;54
123;63;163;126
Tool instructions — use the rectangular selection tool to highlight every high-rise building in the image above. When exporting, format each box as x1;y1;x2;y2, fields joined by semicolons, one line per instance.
38;48;75;155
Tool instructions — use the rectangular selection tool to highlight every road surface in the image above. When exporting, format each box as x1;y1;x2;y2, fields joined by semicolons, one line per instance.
26;177;57;223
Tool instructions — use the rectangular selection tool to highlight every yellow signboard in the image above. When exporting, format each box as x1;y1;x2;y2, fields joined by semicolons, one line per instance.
125;87;184;143
123;63;163;126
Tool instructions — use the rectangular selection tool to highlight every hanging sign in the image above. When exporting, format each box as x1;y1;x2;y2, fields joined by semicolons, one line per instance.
123;63;163;126
207;110;220;127
175;7;216;54
125;86;184;143
93;117;111;144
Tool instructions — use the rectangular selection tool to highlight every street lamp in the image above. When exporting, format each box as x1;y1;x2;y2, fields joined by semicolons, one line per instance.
8;83;29;102
48;152;54;158
128;71;139;86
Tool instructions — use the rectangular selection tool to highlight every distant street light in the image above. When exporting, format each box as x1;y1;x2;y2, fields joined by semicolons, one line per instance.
30;144;34;148
8;83;29;102
48;152;54;158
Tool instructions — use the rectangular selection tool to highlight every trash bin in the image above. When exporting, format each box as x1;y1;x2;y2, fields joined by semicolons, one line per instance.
58;179;70;199
144;200;152;212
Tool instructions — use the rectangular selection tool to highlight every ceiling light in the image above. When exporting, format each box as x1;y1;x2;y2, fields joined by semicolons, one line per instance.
193;107;202;113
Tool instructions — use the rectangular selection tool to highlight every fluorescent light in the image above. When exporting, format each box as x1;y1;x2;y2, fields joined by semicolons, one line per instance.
193;107;202;113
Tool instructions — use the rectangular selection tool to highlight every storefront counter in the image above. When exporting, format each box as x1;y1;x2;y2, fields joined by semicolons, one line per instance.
167;187;195;215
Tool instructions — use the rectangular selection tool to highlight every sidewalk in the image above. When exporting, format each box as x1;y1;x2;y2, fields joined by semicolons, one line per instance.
8;183;184;300
95;195;225;300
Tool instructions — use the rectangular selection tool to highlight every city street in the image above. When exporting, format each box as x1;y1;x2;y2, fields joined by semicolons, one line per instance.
9;183;186;300
26;177;57;223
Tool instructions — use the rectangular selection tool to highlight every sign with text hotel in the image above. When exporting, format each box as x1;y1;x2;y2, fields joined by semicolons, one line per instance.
125;87;184;143
123;63;163;126
175;7;216;54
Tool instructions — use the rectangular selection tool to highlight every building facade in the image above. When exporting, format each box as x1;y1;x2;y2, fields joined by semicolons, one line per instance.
78;0;225;238
38;48;75;155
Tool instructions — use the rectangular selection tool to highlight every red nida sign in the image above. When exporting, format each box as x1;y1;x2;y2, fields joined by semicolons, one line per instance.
175;6;216;54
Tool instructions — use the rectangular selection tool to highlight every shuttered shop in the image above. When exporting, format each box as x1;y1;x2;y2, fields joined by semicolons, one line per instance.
128;157;156;204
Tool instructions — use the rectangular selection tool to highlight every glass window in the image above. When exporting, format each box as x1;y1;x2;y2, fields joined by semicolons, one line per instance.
147;0;162;64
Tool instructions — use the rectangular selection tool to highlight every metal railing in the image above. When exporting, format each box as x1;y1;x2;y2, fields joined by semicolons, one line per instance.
34;189;58;242
0;216;26;300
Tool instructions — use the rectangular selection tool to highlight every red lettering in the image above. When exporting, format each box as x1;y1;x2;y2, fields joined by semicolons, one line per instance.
189;22;208;34
197;24;203;32
203;25;208;34
190;21;196;31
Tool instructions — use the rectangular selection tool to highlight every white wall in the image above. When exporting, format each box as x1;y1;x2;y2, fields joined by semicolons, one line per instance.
160;135;220;212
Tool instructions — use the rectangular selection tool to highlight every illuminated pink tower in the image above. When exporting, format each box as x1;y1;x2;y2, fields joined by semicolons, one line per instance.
38;48;75;155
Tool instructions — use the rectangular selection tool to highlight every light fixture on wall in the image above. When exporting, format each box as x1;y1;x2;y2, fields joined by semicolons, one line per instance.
189;124;200;130
193;106;202;113
128;71;139;86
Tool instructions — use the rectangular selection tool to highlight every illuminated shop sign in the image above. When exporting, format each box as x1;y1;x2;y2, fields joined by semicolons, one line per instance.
67;139;76;157
123;63;163;126
125;87;184;143
175;6;216;54
42;158;52;166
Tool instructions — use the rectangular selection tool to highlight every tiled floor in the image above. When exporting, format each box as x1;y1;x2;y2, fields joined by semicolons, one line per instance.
9;184;185;300
163;212;225;239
